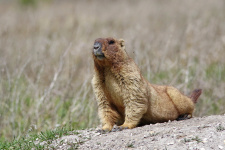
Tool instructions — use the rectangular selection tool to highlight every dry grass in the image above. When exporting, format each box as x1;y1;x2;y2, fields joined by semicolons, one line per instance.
0;0;225;140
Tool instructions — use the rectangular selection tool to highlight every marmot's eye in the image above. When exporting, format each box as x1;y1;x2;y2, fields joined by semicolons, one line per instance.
108;40;115;45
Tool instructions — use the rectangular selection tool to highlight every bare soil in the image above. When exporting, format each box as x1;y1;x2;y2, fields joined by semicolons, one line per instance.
51;115;225;150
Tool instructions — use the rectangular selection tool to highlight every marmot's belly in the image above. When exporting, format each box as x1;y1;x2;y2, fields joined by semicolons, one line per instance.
142;103;179;124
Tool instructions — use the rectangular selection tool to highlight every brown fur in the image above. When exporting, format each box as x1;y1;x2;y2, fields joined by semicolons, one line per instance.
91;37;202;131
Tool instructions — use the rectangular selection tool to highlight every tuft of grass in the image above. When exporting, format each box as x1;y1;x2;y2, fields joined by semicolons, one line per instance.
183;136;202;143
191;136;202;143
183;138;191;143
0;126;79;149
126;142;135;148
216;124;225;132
149;131;160;137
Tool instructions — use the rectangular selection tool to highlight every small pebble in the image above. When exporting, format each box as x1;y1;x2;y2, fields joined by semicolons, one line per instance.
218;145;223;149
167;141;174;145
202;138;208;143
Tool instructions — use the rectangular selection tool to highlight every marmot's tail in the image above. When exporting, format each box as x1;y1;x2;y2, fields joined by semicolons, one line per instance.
189;89;202;103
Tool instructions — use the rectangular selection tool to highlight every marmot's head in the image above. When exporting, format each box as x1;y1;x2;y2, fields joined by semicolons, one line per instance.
92;37;128;67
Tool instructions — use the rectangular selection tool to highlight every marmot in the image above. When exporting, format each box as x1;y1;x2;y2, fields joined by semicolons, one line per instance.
91;37;202;131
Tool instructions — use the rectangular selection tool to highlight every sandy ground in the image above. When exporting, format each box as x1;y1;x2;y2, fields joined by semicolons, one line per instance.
51;115;225;150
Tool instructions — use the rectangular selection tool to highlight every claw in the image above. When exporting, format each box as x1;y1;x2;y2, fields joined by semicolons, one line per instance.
111;125;129;132
96;129;110;134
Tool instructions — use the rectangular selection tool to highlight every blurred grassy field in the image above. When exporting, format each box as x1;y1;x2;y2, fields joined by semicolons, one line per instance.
0;0;225;140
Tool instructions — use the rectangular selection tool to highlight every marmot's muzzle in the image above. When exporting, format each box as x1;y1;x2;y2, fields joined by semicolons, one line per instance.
93;42;105;59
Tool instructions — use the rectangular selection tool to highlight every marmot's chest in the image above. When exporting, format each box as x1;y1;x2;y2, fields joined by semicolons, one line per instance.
104;72;125;107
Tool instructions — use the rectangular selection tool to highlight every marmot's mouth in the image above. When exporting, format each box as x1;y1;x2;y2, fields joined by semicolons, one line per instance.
96;54;105;60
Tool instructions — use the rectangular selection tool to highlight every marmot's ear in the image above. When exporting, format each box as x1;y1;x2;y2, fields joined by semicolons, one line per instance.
119;39;125;47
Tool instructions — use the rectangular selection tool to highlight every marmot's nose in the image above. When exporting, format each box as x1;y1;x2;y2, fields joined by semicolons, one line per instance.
94;42;101;51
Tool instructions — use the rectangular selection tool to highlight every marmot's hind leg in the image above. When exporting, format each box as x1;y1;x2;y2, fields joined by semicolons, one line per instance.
176;114;192;121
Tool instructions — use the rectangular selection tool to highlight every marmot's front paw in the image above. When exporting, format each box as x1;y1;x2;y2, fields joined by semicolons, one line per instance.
111;123;136;132
120;123;136;129
96;124;113;134
102;124;113;131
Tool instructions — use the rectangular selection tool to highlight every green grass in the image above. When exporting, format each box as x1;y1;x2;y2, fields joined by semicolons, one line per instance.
0;126;79;149
206;63;225;82
19;0;37;6
183;136;202;143
126;142;135;148
191;136;202;143
0;0;225;144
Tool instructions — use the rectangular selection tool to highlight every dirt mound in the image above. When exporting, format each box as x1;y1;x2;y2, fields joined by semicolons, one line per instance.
52;115;225;149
